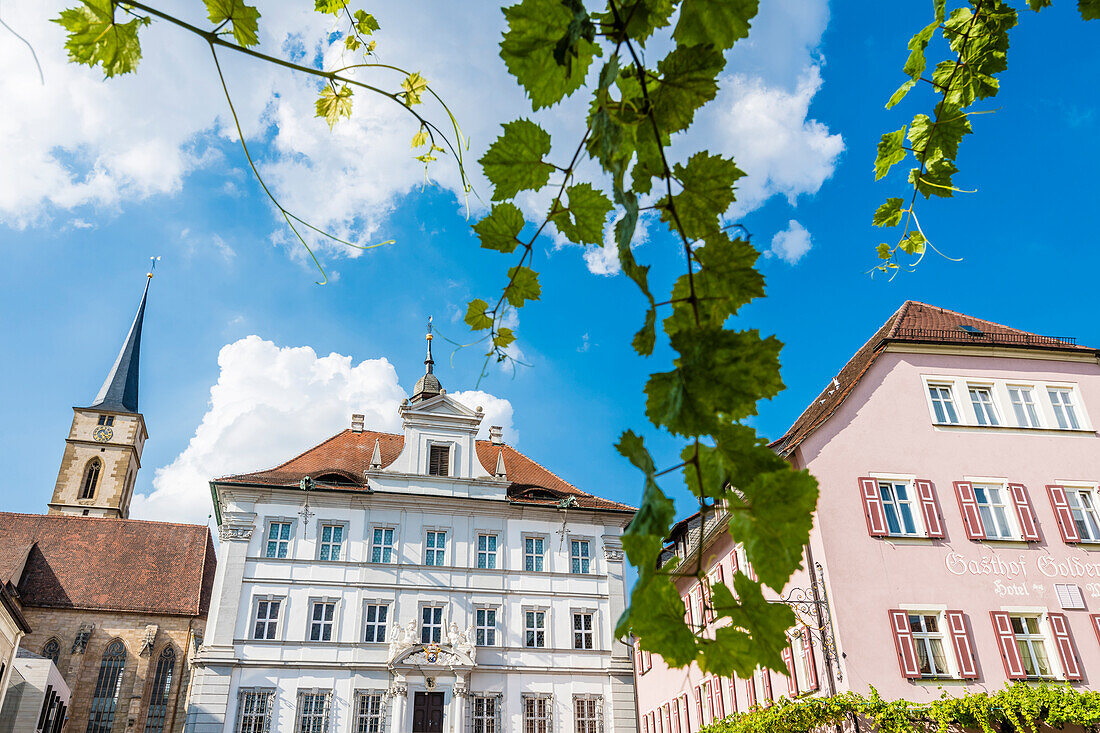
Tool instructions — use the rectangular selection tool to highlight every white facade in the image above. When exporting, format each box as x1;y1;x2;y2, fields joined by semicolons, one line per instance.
187;382;637;733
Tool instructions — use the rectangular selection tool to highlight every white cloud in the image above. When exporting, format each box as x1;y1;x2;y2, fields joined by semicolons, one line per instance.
450;390;516;443
768;219;812;264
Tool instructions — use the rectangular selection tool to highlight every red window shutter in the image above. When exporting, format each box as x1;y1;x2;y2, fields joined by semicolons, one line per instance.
683;594;693;627
1049;613;1082;680
727;677;738;713
744;677;756;709
694;686;703;724
990;611;1027;679
761;670;773;701
859;477;889;536
782;646;798;696
746;560;757;582
1091;615;1100;651
672;701;680;733
717;564;725;586
915;479;945;538
953;481;986;540
665;702;673;732
728;549;739;575
1047;485;1082;543
888;609;921;678
702;581;714;624
944;611;978;679
714;678;725;718
706;679;715;721
801;626;819;690
651;711;658;733
636;642;645;672
643;714;649;733
681;694;691;733
1008;483;1041;541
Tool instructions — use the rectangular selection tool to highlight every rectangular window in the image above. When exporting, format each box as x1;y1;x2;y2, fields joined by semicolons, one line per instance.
973;484;1014;539
525;610;546;648
1049;389;1081;430
525;536;545;572
235;688;275;733
928;384;959;424
425;530;447;566
428;444;450;476
909;614;949;677
573;612;594;650
471;696;499;733
353;691;385;733
477;534;498;569
1009;386;1041;428
371;527;395;563
363;604;388;643
574;696;601;733
878;481;919;535
1066;488;1100;541
265;522;292;559
97;414;115;426
1011;616;1053;678
319;524;344;561
421;606;443;644
476;608;497;646
252;599;281;640
969;386;1000;426
522;695;552;733
309;602;336;642
294;690;331;733
570;539;591;574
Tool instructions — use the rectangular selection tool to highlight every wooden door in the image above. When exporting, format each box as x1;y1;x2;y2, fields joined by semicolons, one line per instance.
412;691;445;733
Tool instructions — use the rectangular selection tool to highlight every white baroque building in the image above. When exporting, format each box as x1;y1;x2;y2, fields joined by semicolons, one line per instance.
186;338;638;733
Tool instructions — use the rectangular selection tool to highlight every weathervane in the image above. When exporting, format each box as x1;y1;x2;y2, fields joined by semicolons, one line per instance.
148;256;161;279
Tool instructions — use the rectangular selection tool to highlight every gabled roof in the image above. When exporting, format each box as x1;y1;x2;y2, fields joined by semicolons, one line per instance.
217;428;635;513
86;275;151;413
772;300;1097;456
0;513;216;616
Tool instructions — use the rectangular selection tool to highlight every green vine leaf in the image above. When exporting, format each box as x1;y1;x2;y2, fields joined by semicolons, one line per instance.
1082;0;1100;20
205;0;261;48
874;126;907;180
473;203;525;253
353;9;379;33
872;198;905;228
649;45;724;134
314;0;346;15
673;0;758;50
505;265;541;306
54;0;149;78
401;72;429;105
315;84;354;129
550;183;614;245
501;0;600;110
479;119;555;201
464;299;493;331
659;151;744;240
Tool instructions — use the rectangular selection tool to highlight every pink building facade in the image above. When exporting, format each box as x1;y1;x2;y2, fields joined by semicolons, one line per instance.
633;301;1100;731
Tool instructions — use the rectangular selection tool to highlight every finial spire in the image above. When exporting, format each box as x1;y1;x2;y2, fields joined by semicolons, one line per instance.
86;264;156;414
410;315;443;402
424;315;434;374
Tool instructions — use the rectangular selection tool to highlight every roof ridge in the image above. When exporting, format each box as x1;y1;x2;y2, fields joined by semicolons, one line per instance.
0;511;207;532
894;301;1044;337
218;428;393;480
883;300;915;340
482;441;590;498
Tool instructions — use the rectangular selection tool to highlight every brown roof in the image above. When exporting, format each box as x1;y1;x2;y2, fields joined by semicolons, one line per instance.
0;513;216;616
772;300;1097;456
218;429;635;513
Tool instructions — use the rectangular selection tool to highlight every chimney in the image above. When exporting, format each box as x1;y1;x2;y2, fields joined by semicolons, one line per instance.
351;413;364;433
489;425;503;445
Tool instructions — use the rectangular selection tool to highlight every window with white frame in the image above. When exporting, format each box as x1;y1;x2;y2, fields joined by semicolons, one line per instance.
294;690;332;733
791;630;814;691
973;484;1014;539
477;534;498;569
252;598;281;640
371;527;395;563
425;530;447;566
524;536;545;572
1008;386;1041;428
353;691;386;733
570;539;591;574
265;521;292;559
574;695;602;733
525;609;547;648
235;688;275;733
363;604;388;643
573;611;594;650
471;695;500;733
421;606;443;643
908;613;949;677
1049;388;1082;430
968;386;1000;426
522;694;552;733
309;601;336;642
1011;616;1053;678
878;480;921;536
318;524;345;561
476;608;497;646
428;443;450;476
1066;487;1100;541
928;384;959;424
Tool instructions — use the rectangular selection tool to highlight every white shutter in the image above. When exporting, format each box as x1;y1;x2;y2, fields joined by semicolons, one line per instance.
1055;583;1086;610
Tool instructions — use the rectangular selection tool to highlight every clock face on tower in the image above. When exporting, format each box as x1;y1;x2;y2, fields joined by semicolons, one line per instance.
92;426;113;442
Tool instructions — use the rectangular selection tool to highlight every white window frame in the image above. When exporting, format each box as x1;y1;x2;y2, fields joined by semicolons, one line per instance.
789;629;812;691
476;533;499;570
427;441;452;476
1008;612;1057;679
926;382;960;425
573;694;603;733
1061;483;1100;542
308;599;338;643
352;690;387;733
524;607;548;648
1048;386;1083;430
967;383;1001;426
370;526;397;564
475;606;498;647
470;694;502;733
294;689;332;733
923;376;1090;431
1008;384;1042;428
234;688;275;733
906;610;955;679
250;595;284;641
967;478;1019;540
870;473;925;537
362;602;389;643
524;535;547;572
424;529;448;567
572;610;595;650
263;518;295;559
570;537;592;575
522;693;553;733
420;604;444;644
317;521;348;562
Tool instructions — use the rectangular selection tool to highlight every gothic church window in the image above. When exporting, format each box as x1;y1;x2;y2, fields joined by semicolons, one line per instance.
144;646;175;733
80;459;102;500
86;639;126;733
41;638;60;664
97;415;114;427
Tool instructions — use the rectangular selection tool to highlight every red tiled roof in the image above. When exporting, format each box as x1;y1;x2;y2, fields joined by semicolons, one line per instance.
772;301;1097;456
0;513;216;616
218;429;635;513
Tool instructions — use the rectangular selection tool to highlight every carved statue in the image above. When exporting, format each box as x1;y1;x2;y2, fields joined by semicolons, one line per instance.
388;620;418;660
447;622;462;647
455;624;476;662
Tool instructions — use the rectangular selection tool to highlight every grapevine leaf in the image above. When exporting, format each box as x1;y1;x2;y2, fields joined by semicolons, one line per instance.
615;430;675;586
473;203;525;253
885;19;937;108
659;152;744;240
410;129;428;148
595;0;675;46
402;72;429;105
684;423;789;499
616;429;657;477
649;45;723;134
673;0;758;50
874;126;907;180
1027;0;1051;8
354;10;380;33
877;243;892;259
552;0;597;74
908;105;972;164
899;230;927;255
617;574;697;666
314;0;346;14
500;0;599;110
493;327;516;349
633;308;656;356
205;0;261;47
664;233;763;337
54;0;149;77
1082;0;1100;19
550;183;613;245
613;187;654;305
345;36;361;51
886;79;917;110
707;575;796;675
479;119;555;201
464;299;493;331
505;266;541;307
315;85;354;129
872;198;905;228
910;158;959;199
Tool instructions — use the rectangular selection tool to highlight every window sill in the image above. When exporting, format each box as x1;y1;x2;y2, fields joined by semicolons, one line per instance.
931;423;1095;436
884;535;938;545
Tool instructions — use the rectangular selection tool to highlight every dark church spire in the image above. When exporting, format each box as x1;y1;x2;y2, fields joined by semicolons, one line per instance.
411;316;442;402
86;262;156;414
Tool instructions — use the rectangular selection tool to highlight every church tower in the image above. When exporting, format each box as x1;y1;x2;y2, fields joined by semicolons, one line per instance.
49;270;153;518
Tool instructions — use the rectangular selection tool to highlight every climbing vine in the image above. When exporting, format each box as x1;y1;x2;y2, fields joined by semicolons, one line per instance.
702;683;1100;733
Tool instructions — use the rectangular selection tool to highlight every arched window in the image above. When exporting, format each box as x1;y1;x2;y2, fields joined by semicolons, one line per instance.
143;646;175;733
80;459;102;500
41;638;60;665
86;640;126;733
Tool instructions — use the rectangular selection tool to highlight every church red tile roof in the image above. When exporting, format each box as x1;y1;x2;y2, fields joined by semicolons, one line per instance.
217;429;635;513
772;300;1097;457
0;513;216;616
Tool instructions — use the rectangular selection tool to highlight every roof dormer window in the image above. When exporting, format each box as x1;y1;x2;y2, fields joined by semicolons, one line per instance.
428;444;450;476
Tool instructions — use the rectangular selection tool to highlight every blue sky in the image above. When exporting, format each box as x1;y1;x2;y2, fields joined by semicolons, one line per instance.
0;1;1097;529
